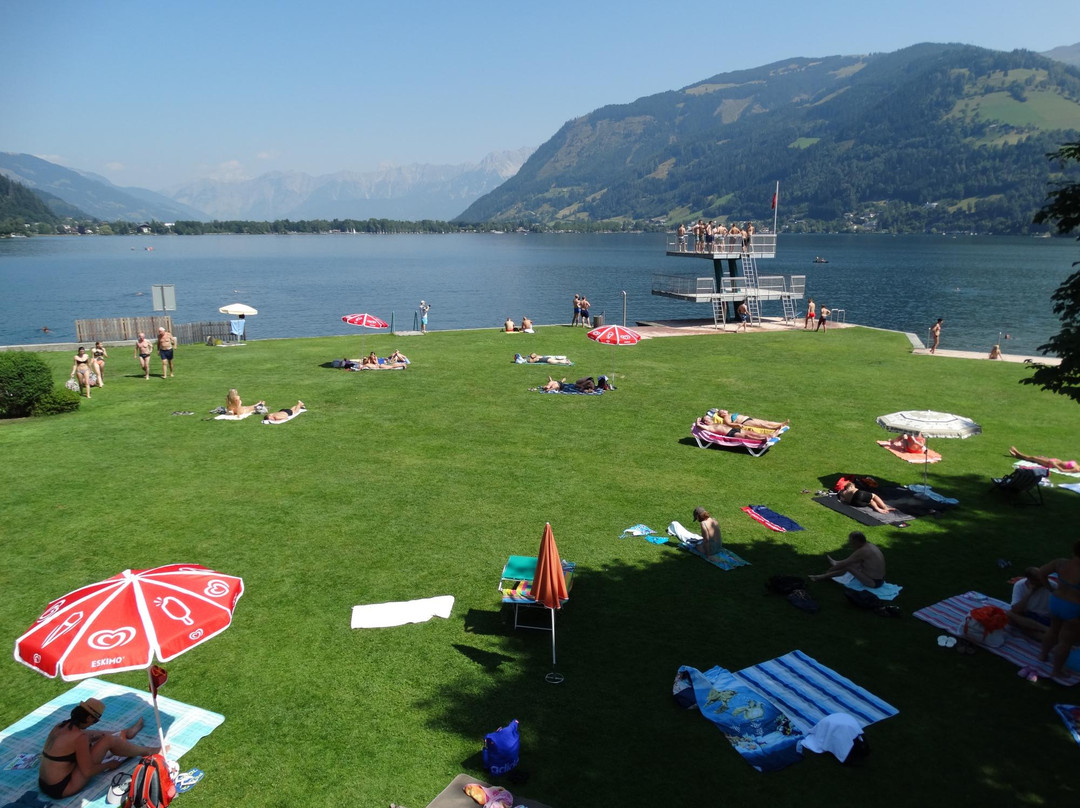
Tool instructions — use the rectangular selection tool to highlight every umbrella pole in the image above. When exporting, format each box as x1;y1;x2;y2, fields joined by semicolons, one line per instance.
147;669;168;753
545;607;563;684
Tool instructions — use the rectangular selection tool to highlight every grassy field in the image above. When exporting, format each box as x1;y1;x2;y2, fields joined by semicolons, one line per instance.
2;325;1079;807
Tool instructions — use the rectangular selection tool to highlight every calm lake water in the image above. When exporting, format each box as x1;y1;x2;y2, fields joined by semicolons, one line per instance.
0;232;1074;353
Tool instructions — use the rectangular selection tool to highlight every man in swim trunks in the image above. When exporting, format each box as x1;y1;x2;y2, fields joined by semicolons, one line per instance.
809;531;886;588
571;294;581;327
579;295;590;327
134;332;153;379
156;327;175;378
838;481;896;514
736;301;749;332
1038;540;1080;678
815;305;831;332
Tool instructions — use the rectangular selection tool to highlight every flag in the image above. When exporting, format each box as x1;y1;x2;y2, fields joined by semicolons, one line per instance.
771;192;777;210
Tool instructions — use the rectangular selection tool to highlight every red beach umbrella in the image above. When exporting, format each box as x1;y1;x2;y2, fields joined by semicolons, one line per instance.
531;522;569;683
586;324;642;386
342;313;389;358
586;324;641;345
14;564;244;748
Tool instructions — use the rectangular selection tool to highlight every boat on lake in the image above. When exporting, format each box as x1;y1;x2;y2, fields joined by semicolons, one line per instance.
813;256;828;264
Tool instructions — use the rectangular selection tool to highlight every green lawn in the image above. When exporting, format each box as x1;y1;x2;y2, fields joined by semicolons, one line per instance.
2;326;1078;807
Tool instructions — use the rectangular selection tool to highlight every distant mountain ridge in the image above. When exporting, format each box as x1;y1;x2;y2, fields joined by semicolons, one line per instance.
1043;42;1080;67
0;153;205;222
458;43;1080;232
165;148;535;221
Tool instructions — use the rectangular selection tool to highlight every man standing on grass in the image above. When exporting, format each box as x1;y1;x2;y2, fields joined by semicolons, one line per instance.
156;326;176;378
809;531;886;588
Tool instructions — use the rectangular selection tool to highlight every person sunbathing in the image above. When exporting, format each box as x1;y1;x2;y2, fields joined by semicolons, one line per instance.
1009;447;1079;472
540;377;566;391
264;401;306;422
226;388;265;416
38;698;160;800
525;353;572;365
809;531;886;588
838;481;896;514
695;417;778;440
710;409;788;435
887;433;927;453
387;350;408;364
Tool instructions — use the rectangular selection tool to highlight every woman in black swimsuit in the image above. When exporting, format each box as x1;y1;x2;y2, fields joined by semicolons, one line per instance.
38;698;158;799
91;341;108;387
264;400;306;422
839;482;895;514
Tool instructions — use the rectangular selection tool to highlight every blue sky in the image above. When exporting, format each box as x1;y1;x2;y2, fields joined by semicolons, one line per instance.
1;0;1076;190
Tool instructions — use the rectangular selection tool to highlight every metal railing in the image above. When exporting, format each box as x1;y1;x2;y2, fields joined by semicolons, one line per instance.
666;233;778;257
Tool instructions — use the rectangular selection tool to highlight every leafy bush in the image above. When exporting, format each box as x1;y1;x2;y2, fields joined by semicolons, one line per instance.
0;352;54;418
30;386;81;416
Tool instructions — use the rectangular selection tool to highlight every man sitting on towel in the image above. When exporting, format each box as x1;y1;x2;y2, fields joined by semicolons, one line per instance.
809;531;886;588
1008;567;1055;640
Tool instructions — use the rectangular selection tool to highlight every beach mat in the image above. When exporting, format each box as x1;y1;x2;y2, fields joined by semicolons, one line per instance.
350;595;454;628
877;440;942;463
676;542;751;571
812;494;912;526
0;678;224;808
424;774;554;808
913;592;1080;686
813;483;951;526
529;385;603;395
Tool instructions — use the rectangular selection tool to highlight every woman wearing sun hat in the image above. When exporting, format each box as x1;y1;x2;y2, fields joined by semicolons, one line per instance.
38;697;160;799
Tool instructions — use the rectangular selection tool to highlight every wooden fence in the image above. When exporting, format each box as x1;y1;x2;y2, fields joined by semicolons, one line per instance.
75;318;242;345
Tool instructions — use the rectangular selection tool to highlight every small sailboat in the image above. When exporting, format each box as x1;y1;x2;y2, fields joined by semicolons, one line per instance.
813;256;829;264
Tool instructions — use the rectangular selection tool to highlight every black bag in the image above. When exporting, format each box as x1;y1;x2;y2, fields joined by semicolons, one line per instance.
766;575;806;595
843;589;883;610
787;589;820;613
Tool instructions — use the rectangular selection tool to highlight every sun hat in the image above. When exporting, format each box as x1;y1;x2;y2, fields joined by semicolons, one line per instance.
79;698;104;721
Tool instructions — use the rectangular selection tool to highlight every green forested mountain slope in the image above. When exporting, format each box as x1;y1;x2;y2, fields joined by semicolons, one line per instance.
458;43;1080;232
0;173;60;226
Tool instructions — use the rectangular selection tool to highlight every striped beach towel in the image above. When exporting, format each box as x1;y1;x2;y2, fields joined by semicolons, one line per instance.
0;678;224;808
913;593;1080;686
742;505;805;532
677;543;751;571
1055;705;1080;747
729;649;899;734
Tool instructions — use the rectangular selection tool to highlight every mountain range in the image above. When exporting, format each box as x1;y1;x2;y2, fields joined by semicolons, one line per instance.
458;43;1080;232
0;149;534;224
165;148;534;221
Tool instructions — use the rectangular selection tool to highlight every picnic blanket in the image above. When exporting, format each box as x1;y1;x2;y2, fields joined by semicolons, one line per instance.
214;411;254;421
876;440;942;464
741;505;804;532
833;572;902;601
681;650;897;772
529;385;602;395
262;407;305;424
350;596;454;628
1014;459;1080;478
1055;705;1080;747
913;592;1080;685
0;678;223;808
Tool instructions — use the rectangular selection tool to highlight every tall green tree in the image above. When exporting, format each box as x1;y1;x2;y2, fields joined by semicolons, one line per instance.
1024;142;1080;403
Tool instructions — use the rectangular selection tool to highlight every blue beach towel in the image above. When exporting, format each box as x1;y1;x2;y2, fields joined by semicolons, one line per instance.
530;384;602;395
742;505;805;532
230;319;245;337
677;542;751;570
833;572;902;601
1055;705;1080;747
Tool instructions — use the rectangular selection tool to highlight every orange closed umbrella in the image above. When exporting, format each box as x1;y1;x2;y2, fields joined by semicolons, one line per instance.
531;522;569;682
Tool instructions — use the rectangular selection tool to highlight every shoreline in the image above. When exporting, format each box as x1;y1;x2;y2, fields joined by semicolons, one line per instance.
2;318;1060;365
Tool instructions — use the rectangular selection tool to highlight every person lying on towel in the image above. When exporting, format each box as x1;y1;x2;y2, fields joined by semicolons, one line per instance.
264;400;306;422
701;408;788;437
838;481;896;514
809;531;886;588
523;352;572;365
696;415;780;440
887;433;927;454
1009;447;1080;473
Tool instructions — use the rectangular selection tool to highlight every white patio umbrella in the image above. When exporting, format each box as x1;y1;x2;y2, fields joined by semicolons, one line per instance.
218;303;258;317
876;410;981;490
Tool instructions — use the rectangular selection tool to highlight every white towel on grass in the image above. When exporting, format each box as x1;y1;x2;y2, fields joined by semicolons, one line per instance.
668;520;702;545
350;595;454;628
262;408;305;424
214;411;254;420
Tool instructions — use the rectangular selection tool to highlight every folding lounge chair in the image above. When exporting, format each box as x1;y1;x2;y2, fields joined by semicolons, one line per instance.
991;467;1045;505
690;422;787;457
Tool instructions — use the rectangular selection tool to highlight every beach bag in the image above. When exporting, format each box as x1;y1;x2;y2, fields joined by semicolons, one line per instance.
126;753;176;808
482;719;520;776
962;606;1007;648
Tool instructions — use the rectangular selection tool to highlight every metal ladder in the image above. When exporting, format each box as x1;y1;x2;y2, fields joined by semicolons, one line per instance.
742;252;762;325
709;277;726;329
781;281;798;323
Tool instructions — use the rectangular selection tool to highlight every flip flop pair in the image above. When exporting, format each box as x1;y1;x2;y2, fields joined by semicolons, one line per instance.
937;635;957;648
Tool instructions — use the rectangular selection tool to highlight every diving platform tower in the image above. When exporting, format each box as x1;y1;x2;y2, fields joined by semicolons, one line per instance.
651;232;805;329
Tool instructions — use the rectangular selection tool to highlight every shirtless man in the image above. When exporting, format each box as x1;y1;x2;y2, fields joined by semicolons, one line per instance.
809;532;886;588
736;301;750;332
929;318;943;354
677;223;687;252
571;294;581;327
716;222;728;251
156;327;175;377
693;506;723;556
134;332;153;379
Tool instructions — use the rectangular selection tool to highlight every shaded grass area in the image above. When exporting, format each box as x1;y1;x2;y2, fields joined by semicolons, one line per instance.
1;326;1079;807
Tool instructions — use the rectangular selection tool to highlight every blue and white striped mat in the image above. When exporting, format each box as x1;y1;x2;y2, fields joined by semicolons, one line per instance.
730;649;898;734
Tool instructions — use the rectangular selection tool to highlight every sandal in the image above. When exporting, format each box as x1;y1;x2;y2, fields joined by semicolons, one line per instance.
937;635;957;648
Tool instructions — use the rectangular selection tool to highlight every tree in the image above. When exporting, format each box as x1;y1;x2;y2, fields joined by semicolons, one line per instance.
1023;142;1080;403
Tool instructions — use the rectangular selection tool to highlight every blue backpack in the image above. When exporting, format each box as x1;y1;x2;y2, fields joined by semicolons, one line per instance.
482;719;520;776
